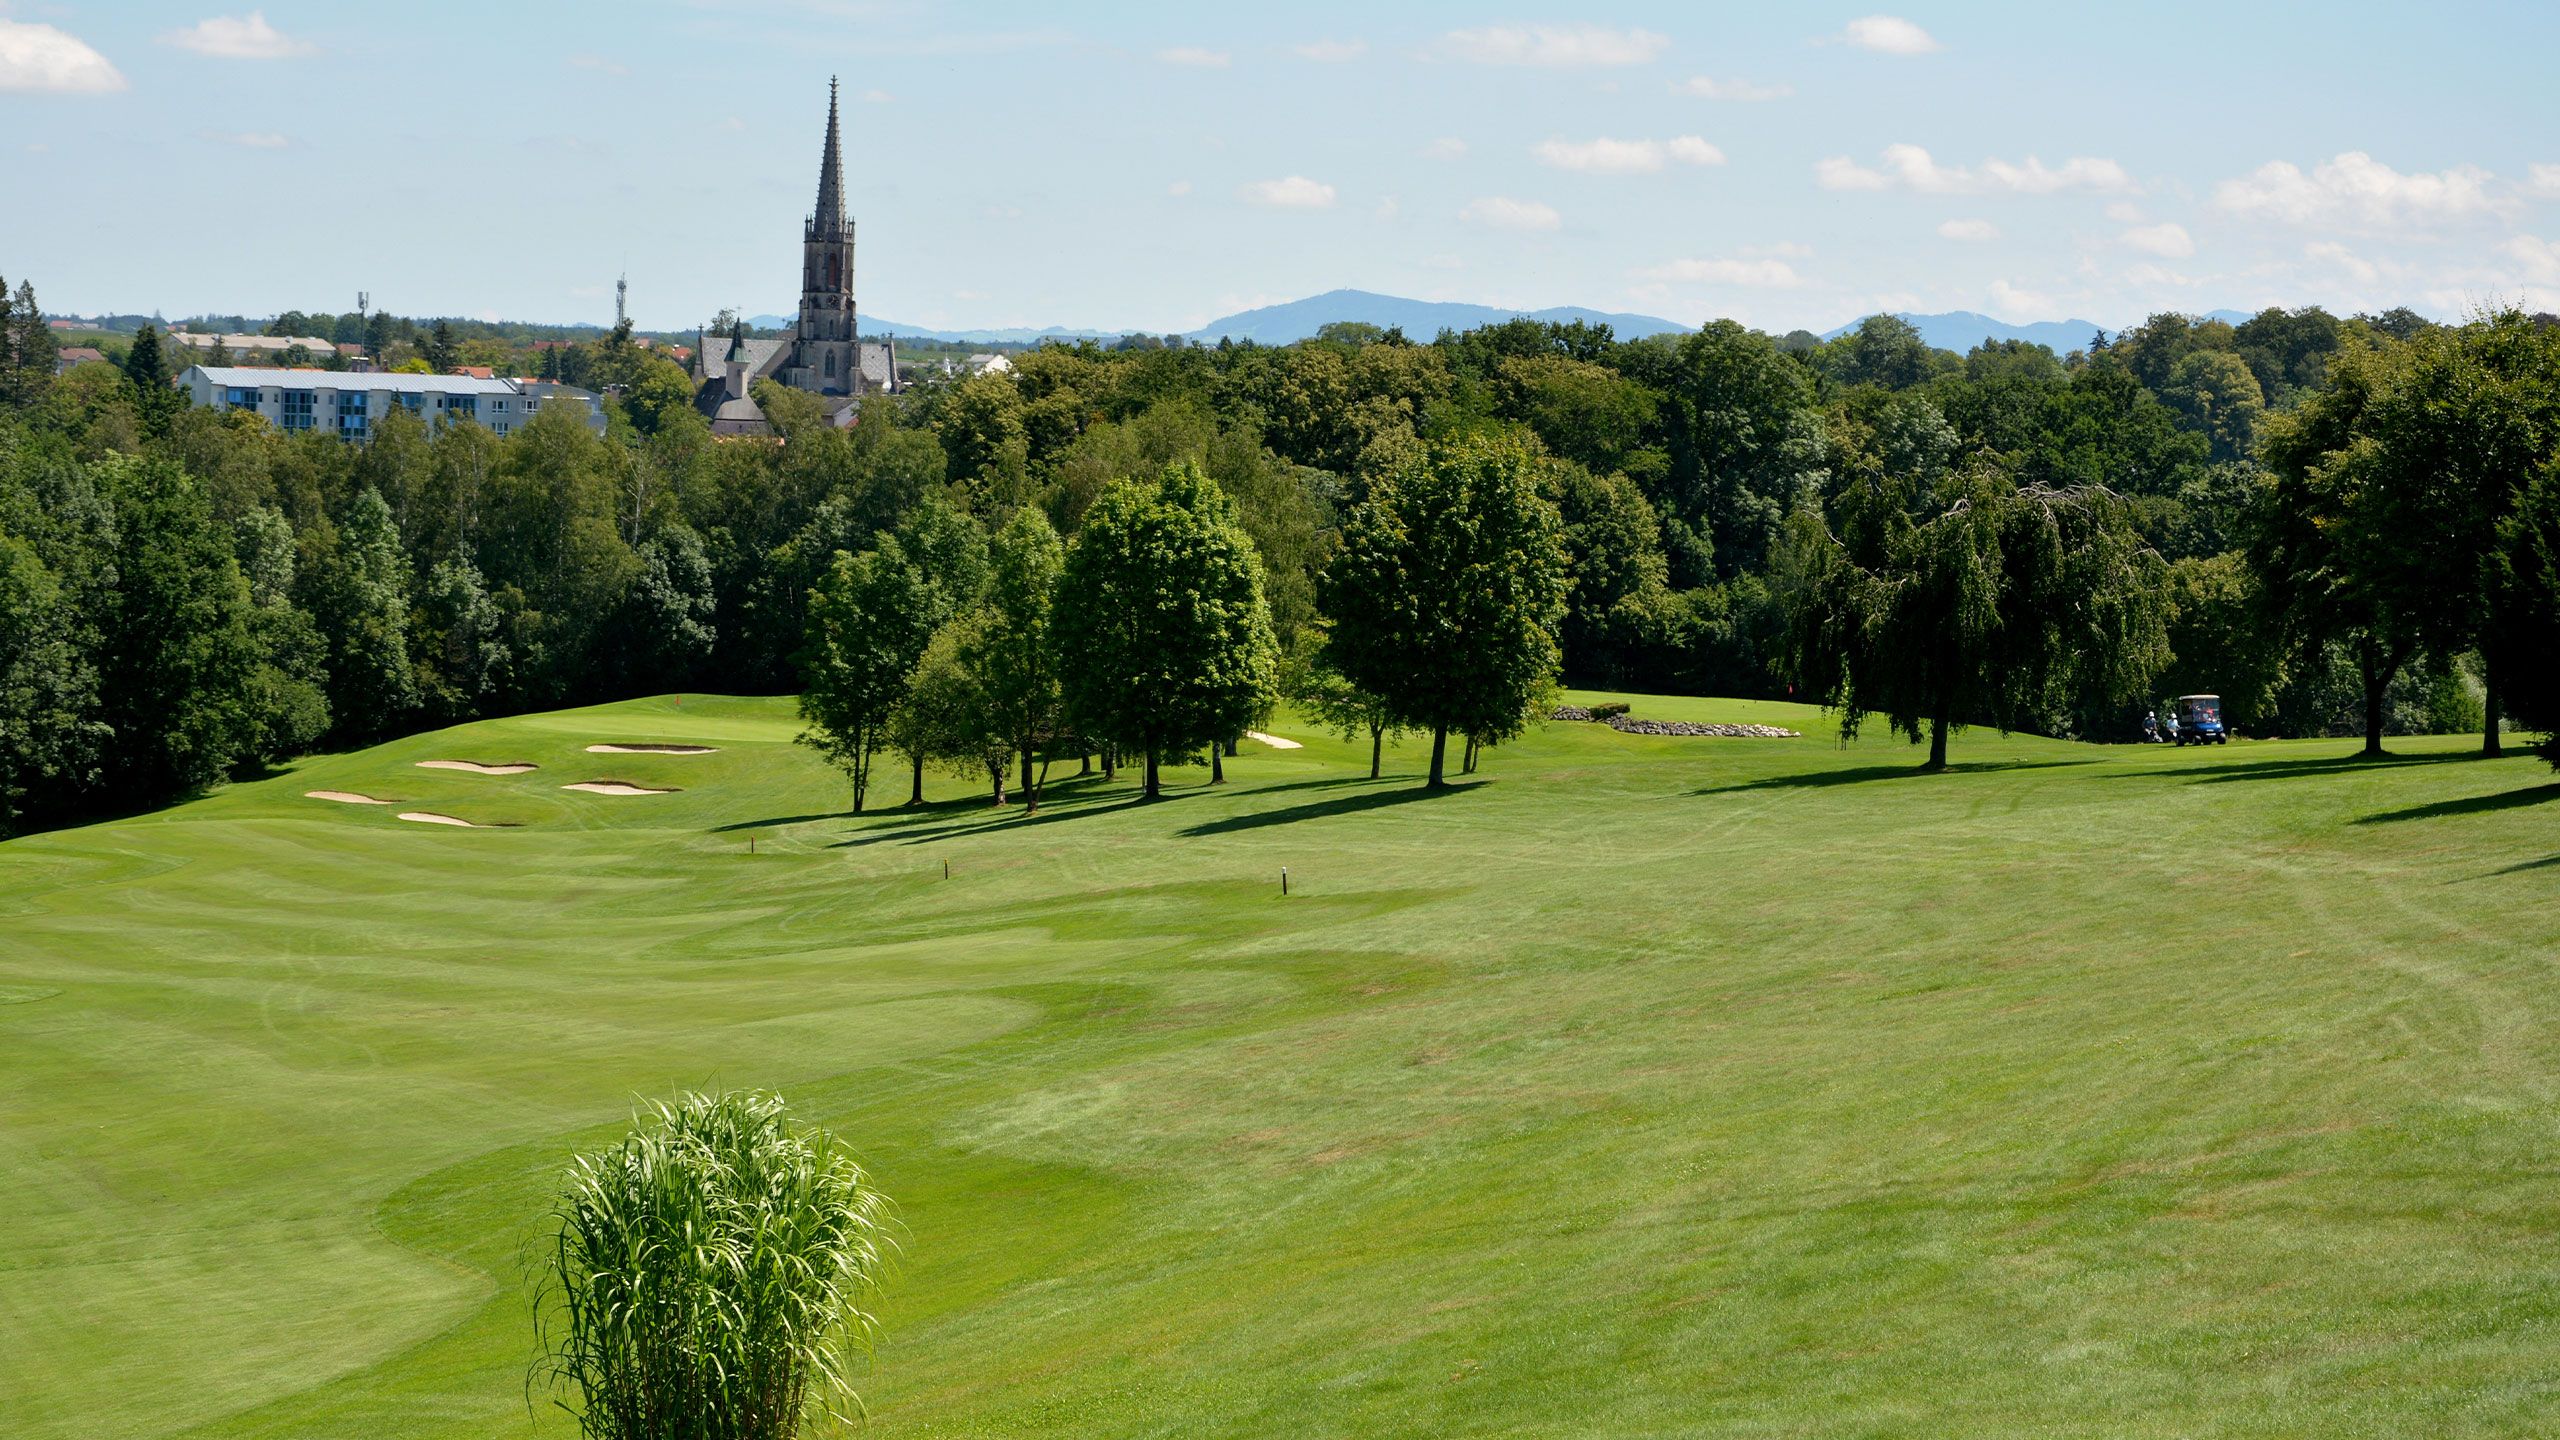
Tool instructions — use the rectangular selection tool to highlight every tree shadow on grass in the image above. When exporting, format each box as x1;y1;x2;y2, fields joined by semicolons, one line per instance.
2356;783;2560;825
711;810;856;833
716;772;1124;834
1691;759;2091;796
2125;750;2495;786
827;790;1179;848
1180;780;1485;837
2487;855;2560;877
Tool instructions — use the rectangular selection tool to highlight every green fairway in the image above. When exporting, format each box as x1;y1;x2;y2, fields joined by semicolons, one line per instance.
4;693;2556;1438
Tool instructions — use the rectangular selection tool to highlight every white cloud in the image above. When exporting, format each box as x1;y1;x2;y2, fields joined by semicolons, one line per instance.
1157;46;1230;68
1638;256;1804;288
1420;137;1467;161
2304;240;2380;285
2104;201;2145;223
159;11;313;60
1241;175;1336;209
1987;279;2055;319
2121;263;2197;288
567;53;627;75
1937;218;1998;241
2507;235;2560;286
2121;222;2195;257
1815;143;2132;195
0;18;124;91
1293;38;1366;62
1441;24;1667;67
2215;151;2501;227
718;116;746;133
1373;195;1400;222
1814;156;1889;191
2529;164;2560;199
201;128;288;149
1167;180;1193;197
1742;241;1815;258
1833;16;1941;55
1676;75;1792;101
1460;196;1563;232
1534;135;1724;174
861;88;892;104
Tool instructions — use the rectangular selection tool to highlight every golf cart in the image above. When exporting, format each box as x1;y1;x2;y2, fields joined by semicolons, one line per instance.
2172;694;2227;745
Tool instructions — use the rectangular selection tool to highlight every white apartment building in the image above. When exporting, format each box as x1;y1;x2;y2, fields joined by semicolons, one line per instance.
168;331;340;359
176;366;607;440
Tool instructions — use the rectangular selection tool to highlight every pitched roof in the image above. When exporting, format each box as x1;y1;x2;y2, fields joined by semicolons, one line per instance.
183;365;530;396
812;76;846;234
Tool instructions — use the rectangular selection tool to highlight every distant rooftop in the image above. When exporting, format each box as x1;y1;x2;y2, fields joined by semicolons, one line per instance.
183;365;536;396
170;331;338;352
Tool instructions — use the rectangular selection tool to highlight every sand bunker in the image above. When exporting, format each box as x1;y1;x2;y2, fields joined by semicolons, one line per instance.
561;781;679;796
305;790;394;805
584;743;718;755
1245;731;1303;750
415;760;539;775
397;811;479;827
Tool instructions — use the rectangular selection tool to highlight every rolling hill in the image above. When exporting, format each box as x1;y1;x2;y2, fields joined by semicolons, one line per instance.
4;692;2555;1438
1185;289;1691;345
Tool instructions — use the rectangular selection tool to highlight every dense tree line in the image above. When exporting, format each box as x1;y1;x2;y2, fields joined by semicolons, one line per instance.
4;260;2556;833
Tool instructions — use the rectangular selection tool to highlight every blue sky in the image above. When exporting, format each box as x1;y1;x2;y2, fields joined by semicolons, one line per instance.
3;1;2555;333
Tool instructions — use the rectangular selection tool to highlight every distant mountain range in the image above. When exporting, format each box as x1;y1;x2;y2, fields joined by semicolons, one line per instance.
1821;311;2104;354
749;290;1692;347
742;294;2275;354
743;314;1121;345
1820;308;2262;354
1182;289;1692;345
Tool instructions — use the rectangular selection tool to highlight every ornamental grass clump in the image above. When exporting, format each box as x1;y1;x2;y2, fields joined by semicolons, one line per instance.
535;1091;891;1440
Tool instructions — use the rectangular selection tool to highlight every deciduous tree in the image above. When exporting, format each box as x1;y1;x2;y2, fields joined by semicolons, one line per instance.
1054;461;1277;799
963;507;1064;810
1785;459;2169;769
1320;436;1569;787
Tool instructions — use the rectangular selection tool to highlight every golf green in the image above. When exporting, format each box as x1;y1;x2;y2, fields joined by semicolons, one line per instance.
3;693;2555;1438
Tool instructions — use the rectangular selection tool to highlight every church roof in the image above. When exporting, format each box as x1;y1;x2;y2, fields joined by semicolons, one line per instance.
690;335;789;385
709;394;769;430
811;76;847;236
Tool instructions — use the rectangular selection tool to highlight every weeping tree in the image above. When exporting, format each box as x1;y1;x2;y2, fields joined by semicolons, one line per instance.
535;1091;891;1440
1784;458;2168;770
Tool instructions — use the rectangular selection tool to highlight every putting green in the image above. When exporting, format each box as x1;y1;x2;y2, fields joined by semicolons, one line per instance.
2;692;2554;1439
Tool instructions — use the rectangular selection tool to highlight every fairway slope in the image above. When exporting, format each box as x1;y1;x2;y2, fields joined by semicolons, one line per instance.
3;693;2556;1440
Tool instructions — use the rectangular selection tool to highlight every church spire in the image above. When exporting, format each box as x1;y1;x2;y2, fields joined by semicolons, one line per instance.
812;76;846;235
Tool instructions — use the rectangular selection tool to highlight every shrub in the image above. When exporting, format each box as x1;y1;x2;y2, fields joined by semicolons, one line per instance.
1588;701;1631;721
536;1091;891;1440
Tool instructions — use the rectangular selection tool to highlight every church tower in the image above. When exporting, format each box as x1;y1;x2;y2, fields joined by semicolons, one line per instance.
786;78;859;395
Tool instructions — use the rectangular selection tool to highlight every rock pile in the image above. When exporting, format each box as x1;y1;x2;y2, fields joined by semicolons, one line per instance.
1550;705;1800;738
1607;718;1800;738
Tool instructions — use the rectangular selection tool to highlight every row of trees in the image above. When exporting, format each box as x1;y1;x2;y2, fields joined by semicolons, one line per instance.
4;259;2554;834
2254;312;2560;758
797;435;1572;805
